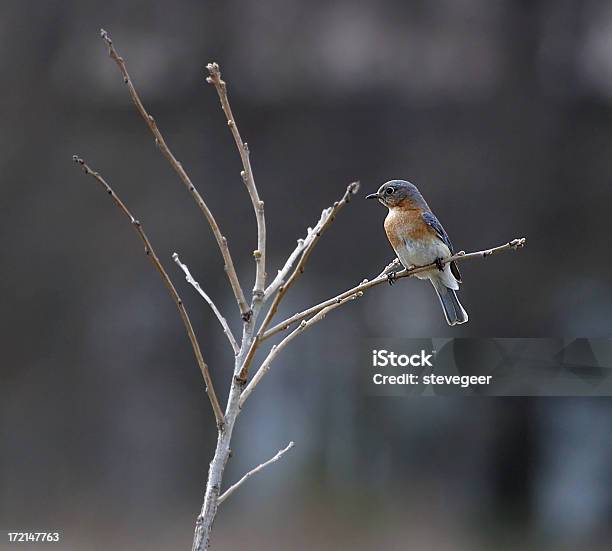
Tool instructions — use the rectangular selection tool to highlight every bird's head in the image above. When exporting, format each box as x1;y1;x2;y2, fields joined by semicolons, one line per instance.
366;180;427;209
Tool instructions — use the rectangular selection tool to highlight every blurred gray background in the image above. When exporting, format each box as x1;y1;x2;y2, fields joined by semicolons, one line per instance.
2;0;612;549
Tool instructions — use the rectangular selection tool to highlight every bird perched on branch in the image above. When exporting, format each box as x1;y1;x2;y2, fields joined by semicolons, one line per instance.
366;180;468;325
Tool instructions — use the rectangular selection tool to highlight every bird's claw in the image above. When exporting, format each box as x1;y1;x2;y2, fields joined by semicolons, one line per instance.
435;257;445;271
387;271;397;286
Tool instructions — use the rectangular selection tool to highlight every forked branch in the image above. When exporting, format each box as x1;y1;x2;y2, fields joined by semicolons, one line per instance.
217;441;295;505
72;156;225;427
99;29;249;318
235;181;360;382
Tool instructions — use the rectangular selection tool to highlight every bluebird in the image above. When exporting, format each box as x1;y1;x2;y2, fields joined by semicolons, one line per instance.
366;180;468;325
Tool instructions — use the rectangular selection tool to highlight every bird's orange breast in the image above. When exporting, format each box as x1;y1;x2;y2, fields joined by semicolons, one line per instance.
384;207;432;251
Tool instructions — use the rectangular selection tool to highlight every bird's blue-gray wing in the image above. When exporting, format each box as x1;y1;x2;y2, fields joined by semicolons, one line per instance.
422;211;453;252
422;211;462;282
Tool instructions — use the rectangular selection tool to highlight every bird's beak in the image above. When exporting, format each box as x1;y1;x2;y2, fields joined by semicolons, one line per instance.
365;193;379;200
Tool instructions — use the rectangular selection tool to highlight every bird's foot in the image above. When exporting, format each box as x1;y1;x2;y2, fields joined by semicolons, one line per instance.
435;257;445;271
387;271;397;286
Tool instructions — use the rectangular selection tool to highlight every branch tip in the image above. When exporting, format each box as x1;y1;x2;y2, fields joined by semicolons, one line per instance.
217;441;296;505
206;62;222;82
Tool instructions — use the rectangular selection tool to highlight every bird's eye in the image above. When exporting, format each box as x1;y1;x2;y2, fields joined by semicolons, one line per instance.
385;187;394;195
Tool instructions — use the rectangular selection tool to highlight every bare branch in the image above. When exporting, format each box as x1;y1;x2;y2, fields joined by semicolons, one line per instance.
260;181;359;332
263;235;310;301
217;441;295;505
173;253;239;355
236;181;360;382
73;156;225;427
379;258;402;276
240;282;367;406
263;238;527;341
206;62;266;298
263;182;359;300
239;306;330;406
99;29;249;318
240;238;525;405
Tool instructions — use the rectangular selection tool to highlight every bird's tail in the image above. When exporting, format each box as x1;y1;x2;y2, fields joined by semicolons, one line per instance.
431;277;468;326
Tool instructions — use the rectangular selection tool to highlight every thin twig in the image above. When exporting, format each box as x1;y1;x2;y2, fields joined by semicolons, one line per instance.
236;182;360;382
73;155;225;427
99;29;249;318
206;62;266;299
217;441;295;505
173;253;239;355
263;182;360;301
260;181;359;335
263;233;311;301
263;238;527;340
